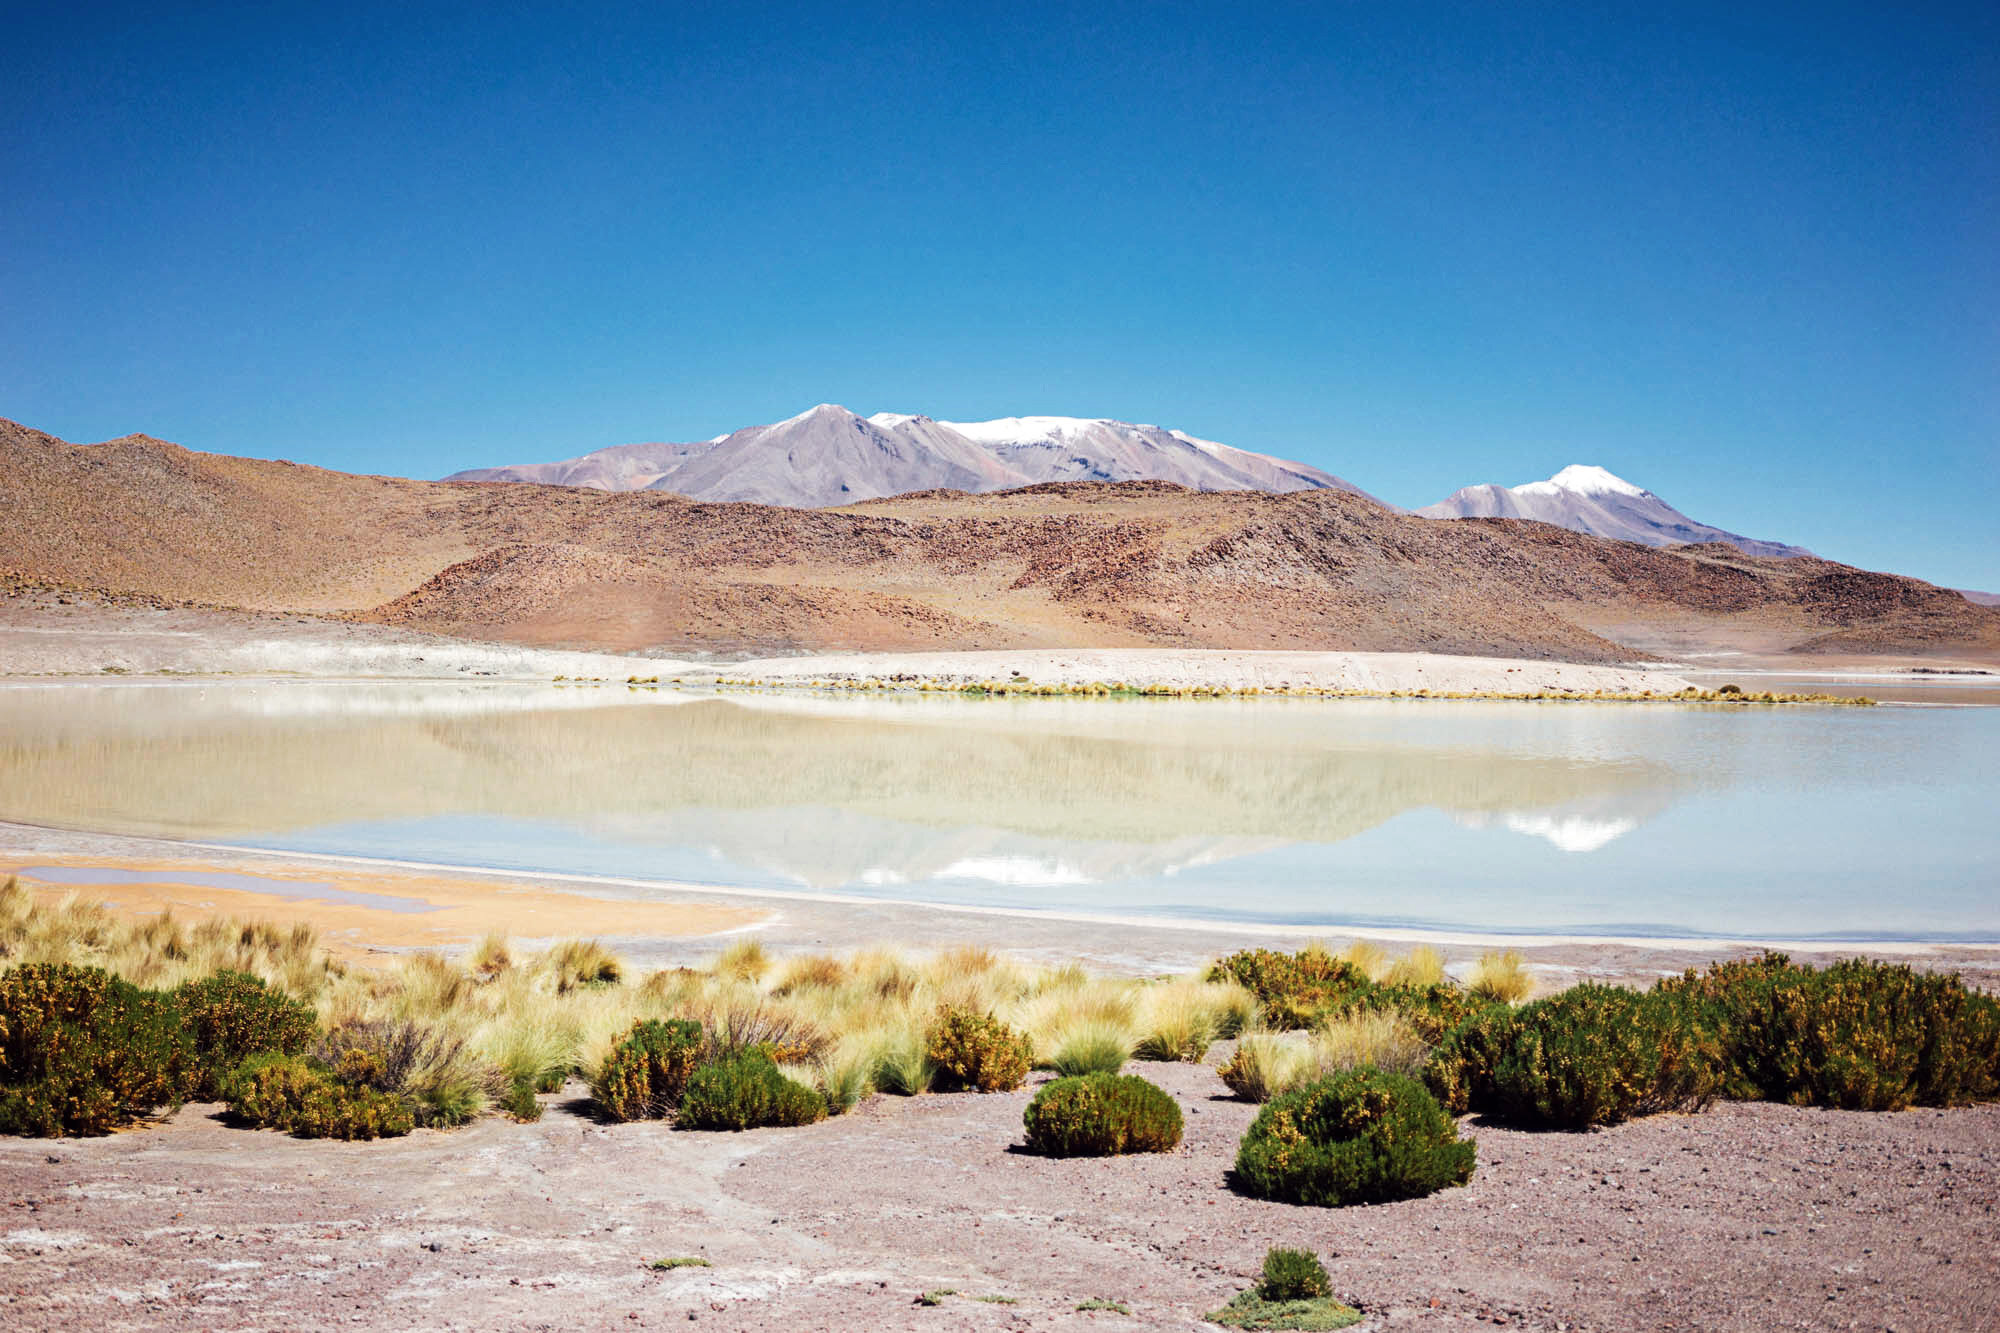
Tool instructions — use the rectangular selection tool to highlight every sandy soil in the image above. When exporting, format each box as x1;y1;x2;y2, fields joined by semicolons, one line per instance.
0;855;762;963
0;602;1714;697
1;1062;1994;1332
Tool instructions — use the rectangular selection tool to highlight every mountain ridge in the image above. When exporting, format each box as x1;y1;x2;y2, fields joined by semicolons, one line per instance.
447;410;1823;568
6;414;1995;667
1417;464;1809;559
445;404;1380;508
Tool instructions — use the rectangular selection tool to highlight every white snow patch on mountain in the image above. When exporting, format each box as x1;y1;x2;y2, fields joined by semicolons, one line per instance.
1417;465;1809;558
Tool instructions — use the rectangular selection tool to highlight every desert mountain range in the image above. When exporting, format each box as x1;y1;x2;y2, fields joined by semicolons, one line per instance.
4;415;1995;665
447;404;1370;508
448;406;1810;563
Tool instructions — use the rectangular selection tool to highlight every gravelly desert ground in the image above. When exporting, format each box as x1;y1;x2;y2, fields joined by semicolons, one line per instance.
2;1061;1995;1333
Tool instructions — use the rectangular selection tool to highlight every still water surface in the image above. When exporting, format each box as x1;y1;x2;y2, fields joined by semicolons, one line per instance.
1;681;1993;941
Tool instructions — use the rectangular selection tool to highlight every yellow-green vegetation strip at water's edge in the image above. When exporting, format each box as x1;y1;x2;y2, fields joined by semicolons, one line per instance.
597;675;1875;705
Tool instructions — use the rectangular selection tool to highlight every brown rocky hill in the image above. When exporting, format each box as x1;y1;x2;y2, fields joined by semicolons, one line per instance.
4;417;1995;663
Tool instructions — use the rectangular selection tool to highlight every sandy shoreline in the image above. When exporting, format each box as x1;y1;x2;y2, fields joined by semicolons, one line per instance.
0;601;1729;696
8;825;1997;992
0;849;762;963
702;648;1701;696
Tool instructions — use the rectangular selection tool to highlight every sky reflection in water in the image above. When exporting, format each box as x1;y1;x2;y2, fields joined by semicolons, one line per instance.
0;680;1992;940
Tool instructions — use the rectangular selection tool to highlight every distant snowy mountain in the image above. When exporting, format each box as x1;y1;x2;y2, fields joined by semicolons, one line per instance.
1416;464;1810;558
916;414;1359;495
445;405;1379;509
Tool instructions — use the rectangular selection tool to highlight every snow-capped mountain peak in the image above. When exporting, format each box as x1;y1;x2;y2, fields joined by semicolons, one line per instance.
936;415;1117;445
1417;464;1809;557
446;406;1380;507
1519;464;1650;498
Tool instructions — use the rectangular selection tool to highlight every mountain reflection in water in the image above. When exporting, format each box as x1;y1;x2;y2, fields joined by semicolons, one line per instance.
0;681;1992;940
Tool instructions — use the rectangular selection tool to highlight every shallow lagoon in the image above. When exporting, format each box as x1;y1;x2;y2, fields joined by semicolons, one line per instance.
1;680;1993;941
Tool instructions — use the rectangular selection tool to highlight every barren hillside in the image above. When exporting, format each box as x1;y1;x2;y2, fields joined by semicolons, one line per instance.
4;418;1995;663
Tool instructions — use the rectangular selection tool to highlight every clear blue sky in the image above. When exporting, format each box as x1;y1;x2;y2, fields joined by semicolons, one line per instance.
5;3;1995;588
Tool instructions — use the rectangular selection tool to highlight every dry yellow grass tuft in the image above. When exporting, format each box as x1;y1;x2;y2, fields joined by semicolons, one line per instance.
1339;940;1391;983
1467;949;1535;1004
1387;944;1446;987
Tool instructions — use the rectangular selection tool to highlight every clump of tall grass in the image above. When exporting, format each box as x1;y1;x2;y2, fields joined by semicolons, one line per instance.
1218;1013;1430;1102
1313;1011;1429;1080
868;1018;936;1096
816;1038;875;1114
1338;940;1390;983
771;953;846;995
1386;945;1446;988
542;938;622;992
1466;950;1534;1005
1131;975;1253;1062
713;936;770;984
1049;1019;1133;1076
312;1019;491;1128
1217;1033;1317;1102
468;933;511;980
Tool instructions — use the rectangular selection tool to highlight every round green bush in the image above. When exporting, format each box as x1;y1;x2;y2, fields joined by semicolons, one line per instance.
592;1018;705;1121
1660;954;2000;1110
1207;948;1372;1030
0;962;193;1136
175;971;318;1101
1487;984;1721;1128
1233;1068;1474;1206
223;1053;415;1140
927;1006;1032;1092
1260;1246;1332;1301
677;1048;826;1131
1021;1072;1182;1156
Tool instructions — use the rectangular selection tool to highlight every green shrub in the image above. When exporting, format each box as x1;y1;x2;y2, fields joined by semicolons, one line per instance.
1661;954;2000;1110
1207;949;1372;1030
1207;1245;1361;1328
174;971;318;1100
592;1018;705;1121
1486;984;1721;1129
1260;1247;1332;1301
1233;1068;1474;1207
1021;1072;1182;1156
927;1006;1032;1092
1351;981;1494;1045
498;1075;543;1121
1422;1003;1516;1115
677;1048;827;1131
223;1053;415;1140
0;962;192;1136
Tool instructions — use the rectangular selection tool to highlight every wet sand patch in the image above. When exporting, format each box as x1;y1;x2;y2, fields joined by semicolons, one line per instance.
1;854;765;961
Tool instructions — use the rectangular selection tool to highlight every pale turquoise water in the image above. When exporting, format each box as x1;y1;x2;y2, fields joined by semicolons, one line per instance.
1;680;1993;941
